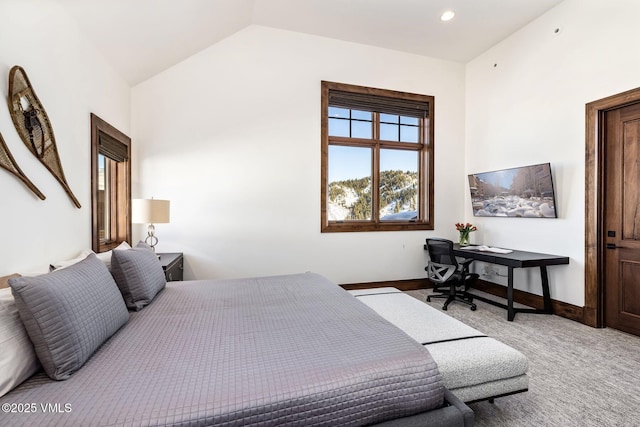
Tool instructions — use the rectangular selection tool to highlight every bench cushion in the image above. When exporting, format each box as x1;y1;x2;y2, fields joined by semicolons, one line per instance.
349;288;485;344
350;288;528;402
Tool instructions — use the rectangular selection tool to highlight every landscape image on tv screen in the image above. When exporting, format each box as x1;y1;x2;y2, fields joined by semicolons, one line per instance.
468;163;557;218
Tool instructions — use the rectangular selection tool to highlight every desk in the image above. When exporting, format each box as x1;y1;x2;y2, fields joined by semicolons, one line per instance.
424;244;569;321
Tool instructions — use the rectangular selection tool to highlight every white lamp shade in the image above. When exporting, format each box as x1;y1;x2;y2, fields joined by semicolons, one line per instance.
132;199;170;224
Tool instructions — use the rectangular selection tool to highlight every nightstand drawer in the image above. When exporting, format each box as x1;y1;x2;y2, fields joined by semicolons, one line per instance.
158;253;183;282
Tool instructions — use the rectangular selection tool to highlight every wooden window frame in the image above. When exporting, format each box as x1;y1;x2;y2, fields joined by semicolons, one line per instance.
91;113;131;252
321;81;435;232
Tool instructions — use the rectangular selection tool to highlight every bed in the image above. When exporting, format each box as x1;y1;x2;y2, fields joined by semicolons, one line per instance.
0;249;472;426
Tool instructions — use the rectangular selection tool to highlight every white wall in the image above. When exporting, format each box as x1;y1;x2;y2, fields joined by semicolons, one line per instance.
132;25;466;284
6;1;636;307
465;0;640;306
6;0;632;307
0;0;131;275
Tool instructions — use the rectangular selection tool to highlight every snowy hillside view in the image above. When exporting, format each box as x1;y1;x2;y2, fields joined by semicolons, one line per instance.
328;170;418;220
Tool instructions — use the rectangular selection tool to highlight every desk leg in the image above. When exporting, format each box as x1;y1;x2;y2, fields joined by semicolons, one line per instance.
507;266;515;321
540;265;553;314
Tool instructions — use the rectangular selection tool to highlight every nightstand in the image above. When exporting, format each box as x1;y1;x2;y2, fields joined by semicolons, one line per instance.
158;253;184;282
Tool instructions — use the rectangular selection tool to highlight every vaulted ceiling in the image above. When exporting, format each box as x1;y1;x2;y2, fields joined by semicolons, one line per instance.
53;0;564;86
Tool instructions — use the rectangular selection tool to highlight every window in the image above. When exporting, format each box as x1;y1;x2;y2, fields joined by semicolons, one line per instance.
321;81;434;232
91;113;131;252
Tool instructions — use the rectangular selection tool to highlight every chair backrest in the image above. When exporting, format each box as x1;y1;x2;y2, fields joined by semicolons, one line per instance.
425;238;458;268
425;238;460;284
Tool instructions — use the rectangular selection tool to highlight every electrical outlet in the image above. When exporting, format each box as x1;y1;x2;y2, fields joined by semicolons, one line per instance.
494;266;507;278
481;265;496;277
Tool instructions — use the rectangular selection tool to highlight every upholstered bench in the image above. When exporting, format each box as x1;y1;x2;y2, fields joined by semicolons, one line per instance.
349;288;529;403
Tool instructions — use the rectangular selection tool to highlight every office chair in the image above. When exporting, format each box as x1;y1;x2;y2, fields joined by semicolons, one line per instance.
425;238;478;311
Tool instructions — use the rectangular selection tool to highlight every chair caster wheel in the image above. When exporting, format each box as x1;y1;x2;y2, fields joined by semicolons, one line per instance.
442;306;448;311
470;304;477;311
426;296;431;302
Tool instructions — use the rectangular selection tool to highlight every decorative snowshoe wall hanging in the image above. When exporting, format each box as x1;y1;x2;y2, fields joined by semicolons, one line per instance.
0;131;45;200
8;66;81;208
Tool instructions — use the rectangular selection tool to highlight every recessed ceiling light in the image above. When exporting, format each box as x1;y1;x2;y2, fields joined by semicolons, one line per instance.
441;10;455;22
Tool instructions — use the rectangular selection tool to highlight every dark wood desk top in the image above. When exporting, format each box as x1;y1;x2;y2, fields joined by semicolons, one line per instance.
424;243;569;268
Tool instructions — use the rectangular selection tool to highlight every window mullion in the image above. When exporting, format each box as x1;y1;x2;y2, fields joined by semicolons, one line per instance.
329;137;377;147
348;110;352;138
417;145;424;221
372;112;381;223
108;160;118;243
420;117;429;222
379;141;424;151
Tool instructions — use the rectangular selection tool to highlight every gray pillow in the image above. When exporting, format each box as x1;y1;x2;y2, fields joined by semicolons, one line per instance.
111;243;166;310
9;253;129;381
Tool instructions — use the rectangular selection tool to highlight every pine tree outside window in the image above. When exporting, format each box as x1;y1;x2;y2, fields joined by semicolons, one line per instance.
321;81;434;232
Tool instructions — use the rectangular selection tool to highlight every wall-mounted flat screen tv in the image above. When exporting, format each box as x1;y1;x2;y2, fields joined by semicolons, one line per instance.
468;162;557;218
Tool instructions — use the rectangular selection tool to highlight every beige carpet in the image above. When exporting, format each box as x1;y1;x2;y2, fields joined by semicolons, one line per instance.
405;289;640;427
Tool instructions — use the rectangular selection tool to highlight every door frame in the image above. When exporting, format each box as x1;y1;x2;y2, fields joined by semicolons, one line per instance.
585;86;640;327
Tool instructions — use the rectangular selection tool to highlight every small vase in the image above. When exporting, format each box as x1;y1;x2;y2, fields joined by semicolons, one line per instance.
459;231;470;246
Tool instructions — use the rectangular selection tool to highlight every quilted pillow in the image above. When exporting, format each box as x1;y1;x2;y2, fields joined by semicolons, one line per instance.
9;253;129;380
49;249;93;271
95;241;132;271
0;287;40;397
111;243;166;310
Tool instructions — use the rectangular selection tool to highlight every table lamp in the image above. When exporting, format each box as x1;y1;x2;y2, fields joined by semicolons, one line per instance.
132;198;170;251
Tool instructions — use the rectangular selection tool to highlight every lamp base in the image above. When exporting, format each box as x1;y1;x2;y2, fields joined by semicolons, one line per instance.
145;223;158;251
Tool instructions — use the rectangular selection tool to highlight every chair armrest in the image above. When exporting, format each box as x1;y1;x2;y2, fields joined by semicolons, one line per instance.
458;258;474;268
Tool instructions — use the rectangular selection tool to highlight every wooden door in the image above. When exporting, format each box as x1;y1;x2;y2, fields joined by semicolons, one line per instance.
604;102;640;336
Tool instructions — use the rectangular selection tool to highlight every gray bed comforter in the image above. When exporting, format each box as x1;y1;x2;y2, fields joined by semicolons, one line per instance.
1;273;444;426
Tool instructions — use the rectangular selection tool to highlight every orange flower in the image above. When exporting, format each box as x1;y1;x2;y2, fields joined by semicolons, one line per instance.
455;222;477;233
